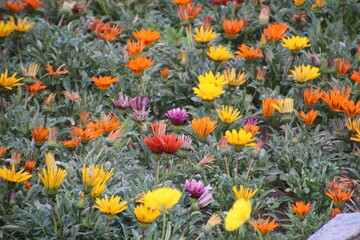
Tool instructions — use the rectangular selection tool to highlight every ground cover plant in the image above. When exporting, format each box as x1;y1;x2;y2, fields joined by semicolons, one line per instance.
0;0;359;239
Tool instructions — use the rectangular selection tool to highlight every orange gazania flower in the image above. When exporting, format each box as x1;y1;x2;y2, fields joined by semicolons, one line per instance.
177;3;202;22
25;81;47;94
172;0;191;4
25;161;36;173
107;129;124;141
249;216;279;235
45;64;69;76
62;137;82;148
322;87;351;112
151;121;168;137
125;56;154;74
24;0;43;9
161;134;184;154
341;100;360;118
222;19;243;38
31;126;49;144
330;208;342;218
101;25;124;42
300;110;318;125
6;0;26;12
326;188;354;205
289;201;311;217
79;111;91;126
350;70;360;83
92;76;119;90
244;125;260;137
62;91;82;103
0;147;7;158
191;117;217;138
262;98;279;118
160;68;170;79
126;39;145;58
133;29;160;46
335;58;353;76
235;44;263;60
303;87;324;106
264;22;289;42
71;125;103;141
96;114;122;132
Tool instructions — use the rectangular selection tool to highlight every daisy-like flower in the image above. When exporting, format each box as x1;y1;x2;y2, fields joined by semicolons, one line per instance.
198;71;227;87
264;22;289;42
62;137;82;148
193;83;224;101
130;108;150;122
244;124;260;137
341;100;360;118
191;117;217;138
172;0;192;5
235;44;263;60
303;87;324;106
223;68;248;87
25;161;36;173
129;96;149;111
225;199;252;231
24;0;43;9
25;81;47;94
271;98;294;114
289;201;311;217
150;122;167;137
95;195;128;215
225;129;257;148
282;36;310;52
113;92;130;110
350;70;360;83
182;179;212;198
232;185;258;200
351;129;360;142
288;65;321;83
82;165;114;192
207;45;234;61
216;105;242;124
222;19;243;38
134;205;161;224
346;117;360;132
90;181;107;198
100;24;124;42
249;216;279;235
161;134;184;154
326;188;354;205
21;62;40;80
197;191;214;208
144;135;164;154
193;26;216;43
141;188;182;212
322;87;351;112
96;114;122;132
165;108;189;126
262;98;279;118
6;0;26;12
0;20;15;38
31;126;49;145
9;17;35;33
160;68;170;79
335;58;353;76
44;64;69;76
300;110;318;125
38;166;67;195
71;125;103;141
177;3;202;22
330;208;342;218
125;56;154;75
126;39;145;58
293;0;304;6
0;165;32;183
0;70;24;90
133;29;160;46
92;76;119;90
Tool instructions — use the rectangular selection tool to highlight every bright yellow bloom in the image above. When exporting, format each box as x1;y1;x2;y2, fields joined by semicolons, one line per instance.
134;205;161;224
21;62;40;80
225;129;256;147
207;45;234;61
0;165;32;183
82;165;114;190
311;0;325;9
90;181;107;198
346;118;360;132
288;65;321;83
216;105;242;124
198;71;227;87
193;26;216;43
193;83;224;101
38;167;67;194
0;70;24;90
95;195;128;215
225;199;252;231
293;0;304;6
282;36;310;52
223;68;248;87
0;20;15;38
271;98;294;114
232;185;258;200
351;129;360;142
9;17;35;33
141;188;181;212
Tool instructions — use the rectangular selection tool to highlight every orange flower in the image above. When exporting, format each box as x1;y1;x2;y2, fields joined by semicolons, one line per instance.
133;29;160;46
45;64;69;76
160;68;170;79
289;201;311;217
322;87;351;112
25;161;36;173
24;0;43;9
326;188;354;205
330;208;342;218
235;44;263;60
62;91;82;102
341;100;360;118
24;180;31;189
191;117;217;138
31;126;49;144
262;98;279;118
71;125;103;141
6;0;26;12
300;110;318;125
92;76;119;90
25;81;47;94
96;114;122;132
303;87;324;106
107;129;124;141
177;3;202;22
350;70;360;83
126;39;145;58
125;56;154;74
244;125;260;137
79;111;90;126
249;216;279;235
222;19;243;38
0;147;7;158
264;22;289;42
62;137;82;148
172;0;191;4
101;25;124;41
151;121;168;137
335;58;353;76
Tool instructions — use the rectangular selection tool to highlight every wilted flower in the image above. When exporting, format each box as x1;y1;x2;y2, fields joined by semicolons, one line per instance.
130;96;149;111
201;16;212;30
259;5;270;25
223;68;248;87
291;13;308;24
182;179;212;198
130;108;150;122
113;92;130;110
199;153;216;166
151;122;167;137
44;64;69;76
165;108;189;126
178;134;192;150
203;213;221;233
197;191;214;208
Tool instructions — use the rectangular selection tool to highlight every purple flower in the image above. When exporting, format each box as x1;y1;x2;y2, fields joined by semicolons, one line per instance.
181;179;212;198
113;92;130;110
130;96;149;111
197;191;214;208
307;54;321;67
165;108;189;126
242;117;258;126
328;59;333;68
130;107;150;122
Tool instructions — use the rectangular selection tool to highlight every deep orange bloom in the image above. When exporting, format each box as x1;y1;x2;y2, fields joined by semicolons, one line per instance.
341;100;360;118
177;3;202;22
133;29;160;46
330;208;342;218
322;87;351;112
264;22;289;42
62;91;82;103
172;0;191;5
262;98;279;118
235;44;263;60
25;161;36;173
92;76;119;90
71;126;103;141
303;87;324;106
300;110;318;125
25;81;47;94
0;147;7;158
24;0;43;9
160;68;170;79
31;126;49;144
6;0;26;12
96;114;122;132
151;122;168;137
289;201;311;217
222;19;243;38
244;125;260;137
335;58;353;76
191;117;217;138
249;216;279;235
79;111;91;126
144;135;164;154
326;188;354;205
350;70;360;83
45;64;69;76
101;25;124;41
126;39;145;58
125;56;154;74
62;137;82;148
161;134;184;154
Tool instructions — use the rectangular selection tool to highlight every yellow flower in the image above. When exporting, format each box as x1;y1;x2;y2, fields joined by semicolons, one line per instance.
198;71;227;87
95;195;128;216
216;105;242;124
311;0;325;9
141;188;182;212
82;165;114;190
351;129;360;142
38;167;67;194
225;129;256;147
282;36;310;52
193;26;216;43
225;199;252;231
134;205;161;224
0;70;24;90
0;20;15;38
9;17;35;33
45;153;56;169
346;118;360;132
223;68;248;87
193;83;224;101
288;65;321;83
232;185;258;200
0;165;32;183
207;45;234;61
90;181;107;198
271;98;294;114
21;62;40;80
293;0;304;6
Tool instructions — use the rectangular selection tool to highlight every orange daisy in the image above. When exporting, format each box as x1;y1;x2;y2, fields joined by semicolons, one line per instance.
289;201;311;217
92;76;119;90
177;3;202;22
125;56;154;74
133;29;160;46
264;22;289;42
222;19;244;38
0;147;6;158
25;161;36;173
172;0;192;4
335;58;353;76
44;64;69;76
62;91;82;102
330;208;342;218
24;0;43;9
244;125;260;137
96;114;122;132
25;81;47;94
6;0;26;12
262;98;279;118
341;100;360;118
350;70;360;83
235;44;263;60
126;39;145;58
322;87;351;112
79;111;91;126
62;137;82;148
300;110;318;125
71;125;103;141
31;126;49;144
249;216;279;235
303;87;324;106
101;25;124;41
326;188;354;205
191;117;217;138
160;68;170;79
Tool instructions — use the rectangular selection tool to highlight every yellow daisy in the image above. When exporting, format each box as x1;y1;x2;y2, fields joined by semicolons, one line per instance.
193;26;217;43
207;45;234;61
282;36;310;52
95;195;128;215
216;105;242;124
288;65;321;83
0;165;32;183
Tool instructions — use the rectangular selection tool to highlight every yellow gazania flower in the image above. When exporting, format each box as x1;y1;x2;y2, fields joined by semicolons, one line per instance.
293;0;304;6
271;98;294;114
0;70;24;90
0;20;15;38
216;105;242;124
198;71;227;87
282;36;310;52
193;83;224;101
207;45;234;61
288;65;321;83
232;185;258;200
193;26;217;43
140;188;182;212
90;181;107;198
225;199;252;231
225;128;256;147
38;167;67;195
0;165;32;183
350;129;360;142
9;17;35;33
45;153;56;169
95;195;128;216
21;62;40;80
223;68;248;87
311;0;325;9
82;165;114;190
134;205;161;224
346;118;360;132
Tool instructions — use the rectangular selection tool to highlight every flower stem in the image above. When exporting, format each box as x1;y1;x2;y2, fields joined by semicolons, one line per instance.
194;233;204;240
245;158;254;180
154;159;160;188
50;197;58;237
223;156;231;177
107;221;112;240
255;228;264;240
0;94;7;132
161;213;167;240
